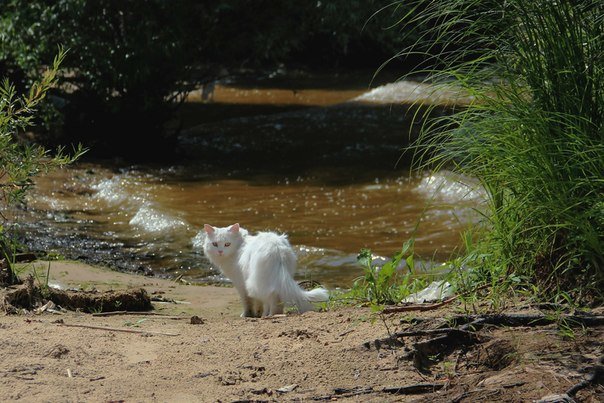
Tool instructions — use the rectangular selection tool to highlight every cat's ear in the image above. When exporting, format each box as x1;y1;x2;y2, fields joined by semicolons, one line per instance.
228;223;240;233
203;224;215;234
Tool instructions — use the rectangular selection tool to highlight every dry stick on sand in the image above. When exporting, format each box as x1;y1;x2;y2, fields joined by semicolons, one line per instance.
312;383;447;400
56;321;180;336
91;310;187;319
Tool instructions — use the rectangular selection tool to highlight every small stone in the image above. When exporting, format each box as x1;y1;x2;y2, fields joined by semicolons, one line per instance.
46;345;70;359
190;315;204;325
276;384;298;393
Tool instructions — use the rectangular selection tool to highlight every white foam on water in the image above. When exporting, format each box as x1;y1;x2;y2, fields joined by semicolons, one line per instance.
91;173;190;235
414;171;483;203
353;80;474;105
92;176;142;206
129;203;188;234
296;245;328;255
354;81;429;104
30;195;70;213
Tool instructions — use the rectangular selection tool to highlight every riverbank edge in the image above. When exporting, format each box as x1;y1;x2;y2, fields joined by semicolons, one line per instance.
10;259;242;318
1;259;602;402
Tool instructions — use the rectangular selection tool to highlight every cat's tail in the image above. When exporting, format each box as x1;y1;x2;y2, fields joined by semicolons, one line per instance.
280;275;329;313
303;287;330;302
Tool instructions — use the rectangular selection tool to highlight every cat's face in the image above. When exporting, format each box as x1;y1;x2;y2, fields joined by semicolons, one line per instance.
203;223;243;259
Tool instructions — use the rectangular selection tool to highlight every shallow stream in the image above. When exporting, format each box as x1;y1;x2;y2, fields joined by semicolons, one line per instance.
17;71;482;288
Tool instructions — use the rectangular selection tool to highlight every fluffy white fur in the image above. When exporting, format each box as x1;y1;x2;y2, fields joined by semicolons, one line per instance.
202;223;329;317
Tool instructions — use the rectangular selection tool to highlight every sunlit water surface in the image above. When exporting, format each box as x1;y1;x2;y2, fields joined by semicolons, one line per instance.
20;164;481;288
17;76;482;288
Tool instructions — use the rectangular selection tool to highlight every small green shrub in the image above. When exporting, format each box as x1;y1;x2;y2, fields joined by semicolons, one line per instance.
343;239;427;308
0;47;84;284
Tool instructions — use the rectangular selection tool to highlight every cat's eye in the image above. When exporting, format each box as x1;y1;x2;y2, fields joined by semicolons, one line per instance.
212;242;218;247
224;242;231;247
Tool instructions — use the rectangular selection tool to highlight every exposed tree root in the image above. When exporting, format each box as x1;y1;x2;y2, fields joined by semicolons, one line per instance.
364;313;604;373
369;313;604;348
2;275;153;313
565;357;604;398
443;313;604;329
382;382;446;394
311;383;447;400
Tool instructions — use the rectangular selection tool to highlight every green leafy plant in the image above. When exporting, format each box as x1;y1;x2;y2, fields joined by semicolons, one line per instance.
0;47;85;285
124;319;147;328
344;239;428;308
0;48;84;208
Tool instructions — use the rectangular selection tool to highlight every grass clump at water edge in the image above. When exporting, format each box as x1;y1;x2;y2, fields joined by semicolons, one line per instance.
388;0;604;305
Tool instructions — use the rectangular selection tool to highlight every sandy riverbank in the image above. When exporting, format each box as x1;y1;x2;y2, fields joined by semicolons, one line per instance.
1;260;602;402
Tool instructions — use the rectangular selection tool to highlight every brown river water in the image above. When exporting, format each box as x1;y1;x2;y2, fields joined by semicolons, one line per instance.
16;71;482;288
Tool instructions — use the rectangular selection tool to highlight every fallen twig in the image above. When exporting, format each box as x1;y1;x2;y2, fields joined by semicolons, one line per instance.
311;383;447;400
312;387;374;400
261;314;287;320
91;310;187;319
382;382;446;394
151;296;191;304
338;329;355;337
56;321;180;336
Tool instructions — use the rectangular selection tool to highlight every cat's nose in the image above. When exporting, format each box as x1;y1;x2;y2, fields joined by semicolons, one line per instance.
218;250;223;255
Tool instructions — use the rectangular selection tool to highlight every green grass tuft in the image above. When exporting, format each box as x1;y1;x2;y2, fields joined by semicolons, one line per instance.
392;0;604;304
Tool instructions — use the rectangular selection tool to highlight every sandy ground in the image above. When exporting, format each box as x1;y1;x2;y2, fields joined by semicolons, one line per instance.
1;260;602;402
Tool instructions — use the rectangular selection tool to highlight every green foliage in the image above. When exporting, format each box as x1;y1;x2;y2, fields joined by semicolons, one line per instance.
399;0;604;303
124;318;147;328
28;261;52;297
204;0;416;68
343;240;427;308
0;0;416;159
0;47;84;209
0;47;84;282
0;0;208;157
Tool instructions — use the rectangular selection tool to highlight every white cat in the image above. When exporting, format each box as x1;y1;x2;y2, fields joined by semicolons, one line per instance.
202;223;329;317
